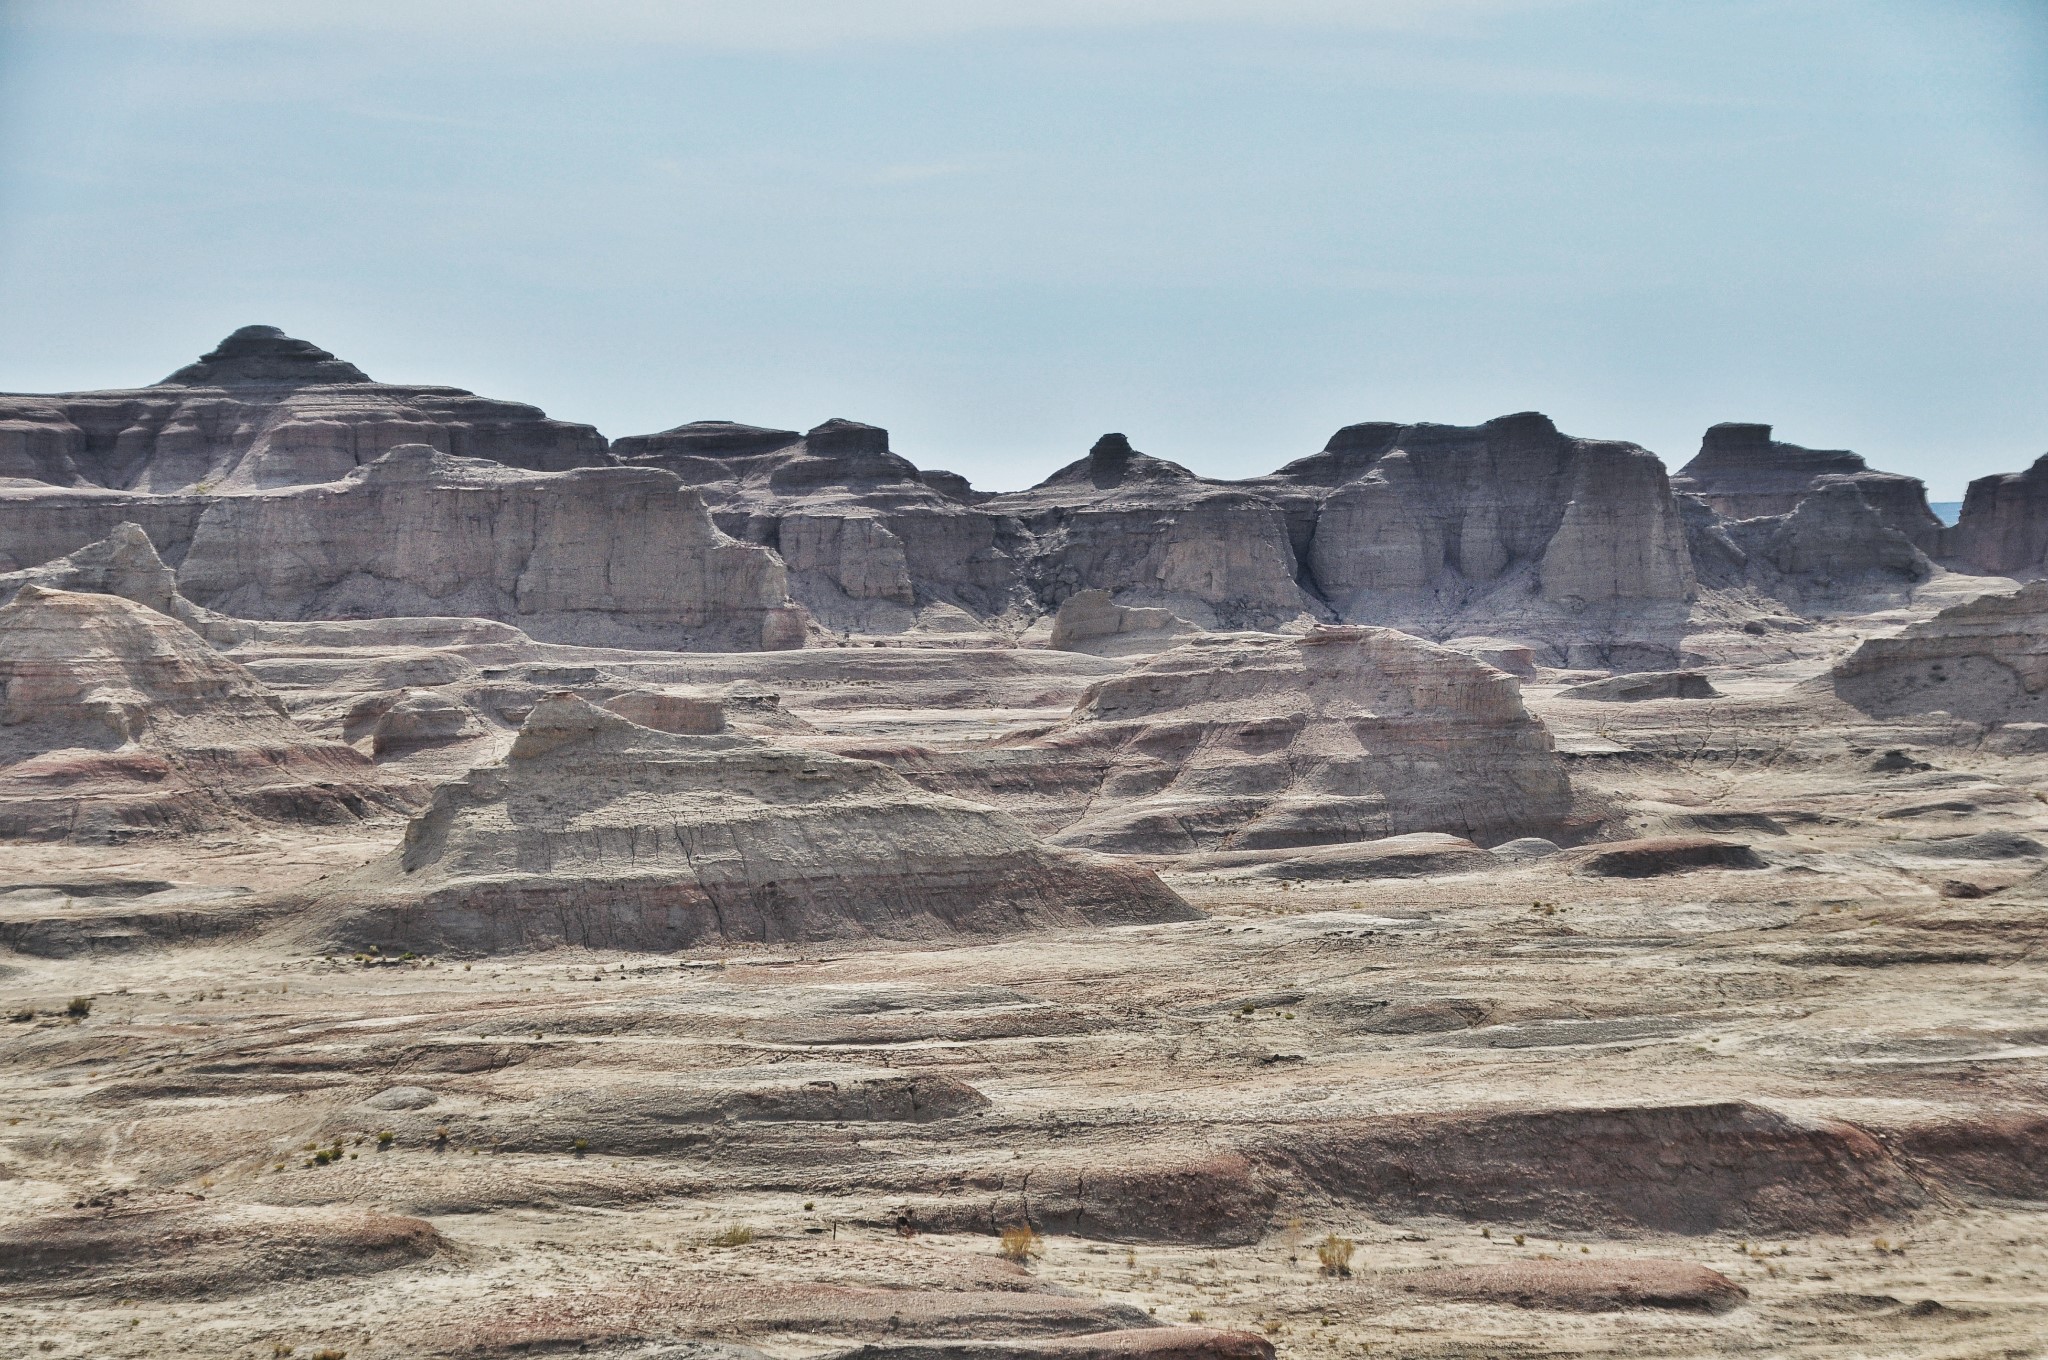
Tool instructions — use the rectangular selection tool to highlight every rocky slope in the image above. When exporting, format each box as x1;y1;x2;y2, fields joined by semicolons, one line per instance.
0;586;404;840
0;325;608;492
289;693;1195;954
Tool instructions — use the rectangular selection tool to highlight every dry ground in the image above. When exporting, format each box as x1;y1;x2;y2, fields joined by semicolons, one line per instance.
3;619;2046;1359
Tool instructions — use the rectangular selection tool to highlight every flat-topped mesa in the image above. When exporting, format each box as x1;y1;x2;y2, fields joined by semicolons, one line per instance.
1948;453;2048;576
1249;412;1695;626
1673;422;1942;552
0;586;402;839
172;445;808;651
982;433;1316;631
0;326;609;492
290;694;1197;954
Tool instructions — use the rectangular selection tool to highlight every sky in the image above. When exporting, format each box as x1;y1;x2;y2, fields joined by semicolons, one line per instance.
1;1;2043;497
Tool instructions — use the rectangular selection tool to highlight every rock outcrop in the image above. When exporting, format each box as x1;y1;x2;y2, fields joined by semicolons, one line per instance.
985;628;1573;853
615;417;1029;632
0;324;608;492
1047;589;1202;657
0;521;182;616
1673;422;1943;552
172;445;807;650
0;586;403;839
984;434;1317;631
1258;413;1696;618
294;694;1196;954
1680;482;1931;605
1948;453;2048;576
1832;580;2048;723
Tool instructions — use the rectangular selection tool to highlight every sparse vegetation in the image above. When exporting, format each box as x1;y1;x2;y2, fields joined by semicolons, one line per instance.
376;1130;394;1147
996;1224;1044;1263
66;996;93;1018
710;1224;755;1247
1315;1233;1355;1277
569;1137;589;1154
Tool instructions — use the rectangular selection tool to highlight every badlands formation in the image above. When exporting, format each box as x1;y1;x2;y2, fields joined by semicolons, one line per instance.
1;331;2046;1359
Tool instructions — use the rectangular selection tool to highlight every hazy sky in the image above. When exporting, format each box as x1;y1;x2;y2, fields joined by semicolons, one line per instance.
2;1;2043;496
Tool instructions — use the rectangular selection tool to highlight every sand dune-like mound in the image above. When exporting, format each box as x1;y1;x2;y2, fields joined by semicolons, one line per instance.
1036;627;1573;853
296;694;1196;953
0;586;404;839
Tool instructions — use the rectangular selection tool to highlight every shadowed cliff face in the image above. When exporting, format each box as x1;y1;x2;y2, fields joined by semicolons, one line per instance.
1950;453;2048;576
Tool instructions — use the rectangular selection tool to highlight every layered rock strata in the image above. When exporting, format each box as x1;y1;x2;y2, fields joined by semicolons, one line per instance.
0;586;403;840
293;694;1196;954
1673;422;1943;552
171;445;806;650
871;628;1572;853
0;325;607;491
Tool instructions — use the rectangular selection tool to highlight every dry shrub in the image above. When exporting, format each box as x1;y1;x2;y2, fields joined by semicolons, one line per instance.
1316;1233;1356;1277
997;1225;1044;1263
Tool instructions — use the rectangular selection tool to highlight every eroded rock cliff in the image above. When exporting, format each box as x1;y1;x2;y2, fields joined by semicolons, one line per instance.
172;445;807;650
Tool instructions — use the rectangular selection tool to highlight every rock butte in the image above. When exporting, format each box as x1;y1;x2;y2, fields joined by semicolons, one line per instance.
2;327;2047;1359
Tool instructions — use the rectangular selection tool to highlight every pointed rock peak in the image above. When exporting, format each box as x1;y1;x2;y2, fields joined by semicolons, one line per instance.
1035;433;1197;491
0;523;180;616
508;693;645;763
156;325;373;387
803;418;891;457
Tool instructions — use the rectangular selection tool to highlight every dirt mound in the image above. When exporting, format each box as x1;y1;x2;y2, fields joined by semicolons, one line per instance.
0;586;406;840
1258;1101;1922;1234
1898;1114;2048;1199
1574;836;1767;877
1561;671;1720;702
0;1196;441;1297
828;1329;1277;1360
895;1151;1276;1246
433;1281;1156;1355
1396;1258;1747;1312
290;694;1195;954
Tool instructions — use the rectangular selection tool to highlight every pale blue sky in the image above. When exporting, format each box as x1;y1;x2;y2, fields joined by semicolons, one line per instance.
2;1;2043;495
